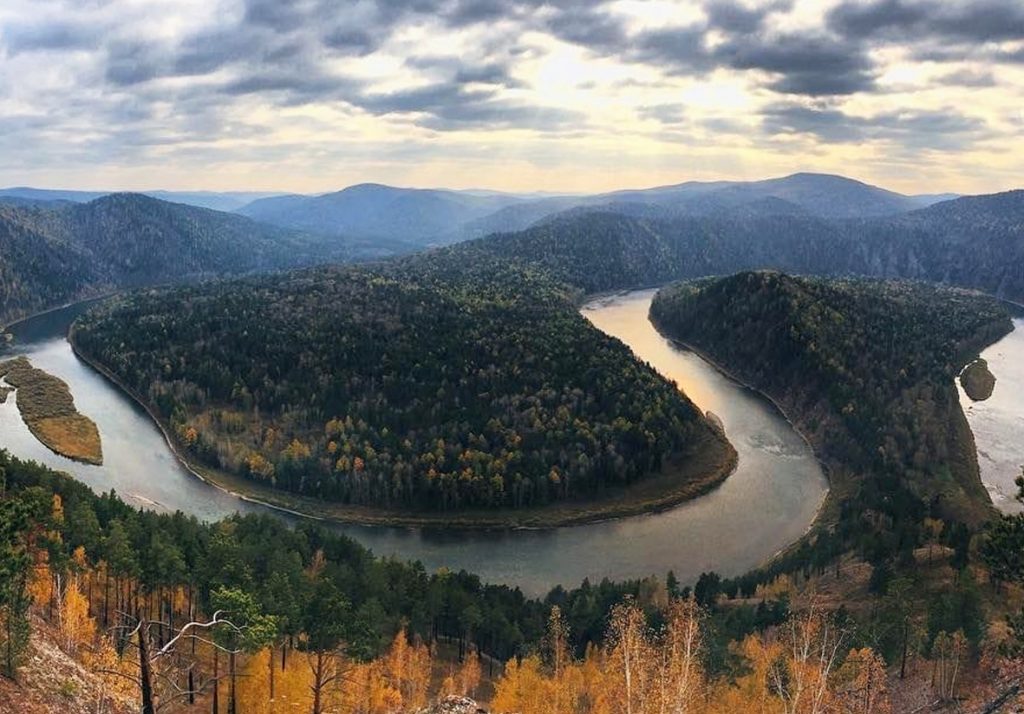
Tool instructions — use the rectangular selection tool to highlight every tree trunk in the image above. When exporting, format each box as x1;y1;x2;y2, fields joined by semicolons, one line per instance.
138;621;155;714
103;570;110;628
311;651;325;714
269;643;276;700
213;648;220;714
229;650;237;714
900;621;909;679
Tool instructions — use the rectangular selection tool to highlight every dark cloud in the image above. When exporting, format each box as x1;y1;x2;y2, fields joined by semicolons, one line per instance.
454;63;520;86
545;7;627;52
762;104;861;142
936;68;997;87
704;0;791;35
322;28;376;55
2;20;103;54
355;80;581;131
445;0;510;27
763;102;988;149
718;34;875;95
105;42;163;86
632;25;714;73
828;0;1024;43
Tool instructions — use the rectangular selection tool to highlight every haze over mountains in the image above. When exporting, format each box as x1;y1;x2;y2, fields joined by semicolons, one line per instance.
0;186;284;212
1;171;1021;328
0;193;348;323
4;172;960;248
462;189;1024;302
235;172;960;245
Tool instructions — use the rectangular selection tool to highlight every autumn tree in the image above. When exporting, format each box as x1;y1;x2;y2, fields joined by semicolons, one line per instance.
832;648;891;714
211;587;279;714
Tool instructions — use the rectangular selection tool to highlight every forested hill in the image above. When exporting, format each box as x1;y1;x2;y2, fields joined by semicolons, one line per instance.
650;272;1013;525
72;253;730;518
461;190;1024;301
0;194;356;325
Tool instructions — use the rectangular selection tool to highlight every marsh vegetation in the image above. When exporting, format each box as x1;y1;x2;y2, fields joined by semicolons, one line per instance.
0;356;102;464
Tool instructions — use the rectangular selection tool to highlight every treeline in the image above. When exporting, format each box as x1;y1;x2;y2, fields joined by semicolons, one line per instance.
0;449;795;711
72;255;718;511
650;272;1012;526
4;451;1024;712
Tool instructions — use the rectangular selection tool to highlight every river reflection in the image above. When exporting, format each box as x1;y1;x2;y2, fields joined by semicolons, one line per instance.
1;291;828;596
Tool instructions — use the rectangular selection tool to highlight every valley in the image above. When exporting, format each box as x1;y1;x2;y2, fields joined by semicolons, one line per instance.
4;181;1024;713
0;291;827;595
6;1;1024;707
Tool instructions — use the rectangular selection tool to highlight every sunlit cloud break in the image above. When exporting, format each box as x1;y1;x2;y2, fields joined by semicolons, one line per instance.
0;0;1021;194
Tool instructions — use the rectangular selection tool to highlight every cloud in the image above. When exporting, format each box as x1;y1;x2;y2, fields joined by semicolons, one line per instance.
0;0;1020;192
2;20;104;55
828;0;1024;43
763;102;989;150
936;68;997;87
637;103;687;124
717;33;875;95
704;0;791;35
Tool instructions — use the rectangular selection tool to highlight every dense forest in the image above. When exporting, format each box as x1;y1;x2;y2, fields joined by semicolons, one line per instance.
460;190;1024;301
6;183;1023;331
0;194;384;326
2;449;1023;712
72;255;725;513
650;272;1013;525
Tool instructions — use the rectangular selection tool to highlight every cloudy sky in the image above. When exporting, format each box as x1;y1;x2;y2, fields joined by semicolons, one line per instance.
1;0;1022;195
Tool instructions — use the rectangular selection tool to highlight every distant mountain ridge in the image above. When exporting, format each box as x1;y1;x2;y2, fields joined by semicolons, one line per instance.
236;183;528;244
0;187;285;212
0;193;354;325
454;189;1024;303
234;173;959;244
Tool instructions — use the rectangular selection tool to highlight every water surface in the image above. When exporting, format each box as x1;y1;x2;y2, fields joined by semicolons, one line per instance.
958;318;1024;514
1;291;829;596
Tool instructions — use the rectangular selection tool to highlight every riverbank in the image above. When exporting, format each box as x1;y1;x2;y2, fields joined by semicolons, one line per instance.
1;290;116;337
649;276;1008;530
646;313;839;532
69;326;739;529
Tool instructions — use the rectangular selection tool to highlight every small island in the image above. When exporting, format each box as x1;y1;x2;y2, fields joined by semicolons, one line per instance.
960;358;996;401
0;356;103;465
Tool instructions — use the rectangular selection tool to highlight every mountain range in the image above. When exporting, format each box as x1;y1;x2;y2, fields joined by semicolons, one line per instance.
0;194;349;324
0;186;284;212
5;173;960;249
235;172;960;245
2;172;1020;328
455;189;1024;302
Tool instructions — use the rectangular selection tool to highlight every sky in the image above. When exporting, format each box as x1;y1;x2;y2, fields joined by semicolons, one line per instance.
0;0;1022;196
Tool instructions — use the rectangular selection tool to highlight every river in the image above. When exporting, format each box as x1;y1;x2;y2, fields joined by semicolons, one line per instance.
1;291;829;597
958;317;1024;514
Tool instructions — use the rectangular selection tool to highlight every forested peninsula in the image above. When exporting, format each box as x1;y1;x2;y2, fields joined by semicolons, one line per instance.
71;254;734;525
650;272;1013;527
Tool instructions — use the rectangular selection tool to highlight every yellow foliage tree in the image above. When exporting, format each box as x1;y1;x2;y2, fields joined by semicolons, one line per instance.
58;575;96;654
832;648;891;714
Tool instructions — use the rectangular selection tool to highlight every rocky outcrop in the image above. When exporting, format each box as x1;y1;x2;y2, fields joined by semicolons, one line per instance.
417;695;489;714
